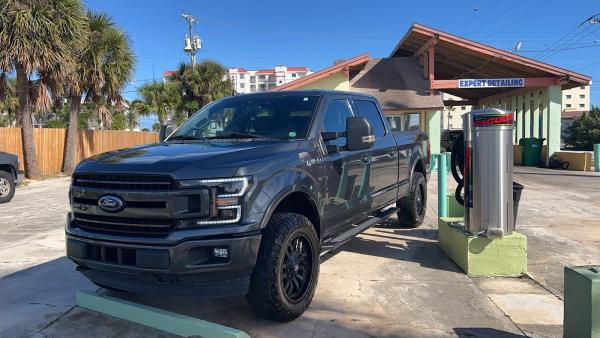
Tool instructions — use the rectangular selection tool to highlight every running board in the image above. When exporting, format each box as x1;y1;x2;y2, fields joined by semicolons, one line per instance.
321;207;398;253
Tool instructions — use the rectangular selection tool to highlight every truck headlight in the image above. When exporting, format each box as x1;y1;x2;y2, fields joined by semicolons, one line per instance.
178;177;250;225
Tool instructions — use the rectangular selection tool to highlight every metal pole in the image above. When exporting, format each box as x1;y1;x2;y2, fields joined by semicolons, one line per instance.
437;153;448;218
594;144;600;173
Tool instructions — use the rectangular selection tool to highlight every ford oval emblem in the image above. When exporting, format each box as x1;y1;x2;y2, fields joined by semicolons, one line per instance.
98;195;125;213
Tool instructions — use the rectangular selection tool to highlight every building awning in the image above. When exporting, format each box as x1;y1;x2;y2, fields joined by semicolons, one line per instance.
390;23;592;101
349;57;444;112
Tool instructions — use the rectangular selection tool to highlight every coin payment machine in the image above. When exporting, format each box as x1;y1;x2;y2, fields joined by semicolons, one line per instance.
451;108;515;238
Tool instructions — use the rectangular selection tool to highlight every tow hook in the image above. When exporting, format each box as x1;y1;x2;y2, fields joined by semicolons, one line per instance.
156;275;177;285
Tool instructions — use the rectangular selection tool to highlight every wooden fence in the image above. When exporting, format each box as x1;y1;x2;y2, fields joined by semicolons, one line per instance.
0;128;159;176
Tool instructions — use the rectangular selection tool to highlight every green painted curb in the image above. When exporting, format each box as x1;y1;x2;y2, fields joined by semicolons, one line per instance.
76;290;250;338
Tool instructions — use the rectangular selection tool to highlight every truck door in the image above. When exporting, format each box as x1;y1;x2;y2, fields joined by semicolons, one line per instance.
319;96;372;238
352;98;398;210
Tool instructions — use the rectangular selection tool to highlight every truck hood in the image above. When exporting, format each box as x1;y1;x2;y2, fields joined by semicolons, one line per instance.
75;140;300;180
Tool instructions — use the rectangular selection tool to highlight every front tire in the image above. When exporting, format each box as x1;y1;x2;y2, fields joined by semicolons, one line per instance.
0;170;15;204
397;171;427;228
246;212;320;322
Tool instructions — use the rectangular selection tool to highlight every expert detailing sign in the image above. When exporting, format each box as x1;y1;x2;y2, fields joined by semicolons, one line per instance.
458;78;524;88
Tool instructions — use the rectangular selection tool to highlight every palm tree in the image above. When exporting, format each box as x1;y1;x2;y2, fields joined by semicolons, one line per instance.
0;75;18;127
174;61;233;118
0;0;88;179
62;11;135;174
134;81;182;124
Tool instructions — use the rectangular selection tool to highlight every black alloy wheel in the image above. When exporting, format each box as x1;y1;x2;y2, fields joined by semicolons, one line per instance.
281;235;313;303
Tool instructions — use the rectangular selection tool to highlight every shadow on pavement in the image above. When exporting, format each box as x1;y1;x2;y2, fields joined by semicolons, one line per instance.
454;327;526;337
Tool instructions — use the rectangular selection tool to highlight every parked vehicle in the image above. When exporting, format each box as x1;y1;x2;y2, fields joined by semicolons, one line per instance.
0;151;24;204
441;129;462;152
66;90;430;321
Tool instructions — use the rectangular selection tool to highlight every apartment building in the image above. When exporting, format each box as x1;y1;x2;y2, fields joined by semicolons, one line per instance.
562;85;590;112
227;66;311;94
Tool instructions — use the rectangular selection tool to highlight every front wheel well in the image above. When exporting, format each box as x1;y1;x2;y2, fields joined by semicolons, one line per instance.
0;165;15;179
271;192;320;239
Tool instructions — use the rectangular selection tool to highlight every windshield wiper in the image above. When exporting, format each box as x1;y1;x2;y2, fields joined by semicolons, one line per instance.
206;133;274;140
167;135;202;141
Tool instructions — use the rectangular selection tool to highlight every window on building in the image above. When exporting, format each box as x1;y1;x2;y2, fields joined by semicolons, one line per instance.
353;100;385;138
291;73;297;78
240;74;245;79
250;76;256;83
322;99;354;146
402;113;421;131
580;86;586;90
461;106;466;110
250;84;256;93
580;94;585;99
579;103;585;108
387;116;402;132
566;94;571;99
259;75;266;80
259;84;267;91
240;83;245;89
566;103;571;108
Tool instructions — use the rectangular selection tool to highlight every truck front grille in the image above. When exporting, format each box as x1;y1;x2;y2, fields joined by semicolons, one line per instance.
73;174;175;191
73;213;175;236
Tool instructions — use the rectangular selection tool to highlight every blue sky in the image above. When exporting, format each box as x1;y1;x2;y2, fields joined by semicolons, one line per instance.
84;0;600;130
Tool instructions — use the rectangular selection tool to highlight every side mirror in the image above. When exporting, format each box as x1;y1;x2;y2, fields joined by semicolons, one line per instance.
159;124;176;142
346;116;374;151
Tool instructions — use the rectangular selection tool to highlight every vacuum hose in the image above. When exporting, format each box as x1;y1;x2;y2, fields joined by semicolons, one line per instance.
450;132;465;206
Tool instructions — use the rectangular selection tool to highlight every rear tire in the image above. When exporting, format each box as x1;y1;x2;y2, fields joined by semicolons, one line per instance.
397;171;427;228
0;170;15;204
246;212;319;322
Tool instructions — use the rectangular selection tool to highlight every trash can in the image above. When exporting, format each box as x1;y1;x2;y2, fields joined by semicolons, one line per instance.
512;182;524;229
519;138;544;166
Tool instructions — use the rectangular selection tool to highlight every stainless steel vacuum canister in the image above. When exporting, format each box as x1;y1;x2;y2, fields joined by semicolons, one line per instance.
463;108;514;238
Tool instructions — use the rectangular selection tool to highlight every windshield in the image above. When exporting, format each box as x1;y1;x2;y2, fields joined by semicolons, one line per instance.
169;94;320;141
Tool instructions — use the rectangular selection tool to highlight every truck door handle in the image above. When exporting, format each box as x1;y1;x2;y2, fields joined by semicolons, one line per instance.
387;150;396;158
361;154;371;163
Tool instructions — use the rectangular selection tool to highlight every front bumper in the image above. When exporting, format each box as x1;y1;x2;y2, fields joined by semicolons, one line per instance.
16;170;24;185
66;231;262;297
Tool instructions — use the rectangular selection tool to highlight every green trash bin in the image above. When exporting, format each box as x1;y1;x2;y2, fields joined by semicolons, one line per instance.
519;138;544;166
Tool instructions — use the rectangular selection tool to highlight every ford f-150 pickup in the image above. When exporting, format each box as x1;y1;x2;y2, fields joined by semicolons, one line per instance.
66;90;430;321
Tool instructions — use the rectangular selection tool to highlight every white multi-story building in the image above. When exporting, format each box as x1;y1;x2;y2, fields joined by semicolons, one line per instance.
562;85;590;112
227;66;311;94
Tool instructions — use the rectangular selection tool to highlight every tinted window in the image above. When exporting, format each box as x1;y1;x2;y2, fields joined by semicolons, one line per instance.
322;99;354;146
403;113;421;131
354;100;385;137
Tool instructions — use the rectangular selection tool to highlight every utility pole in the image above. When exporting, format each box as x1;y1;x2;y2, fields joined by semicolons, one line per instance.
181;13;202;66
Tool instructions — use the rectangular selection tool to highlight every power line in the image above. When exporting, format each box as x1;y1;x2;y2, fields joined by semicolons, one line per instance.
465;0;523;37
541;24;600;60
482;0;554;39
535;13;600;59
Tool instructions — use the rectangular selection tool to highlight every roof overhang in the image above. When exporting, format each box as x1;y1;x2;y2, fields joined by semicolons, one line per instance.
271;53;370;91
389;23;592;101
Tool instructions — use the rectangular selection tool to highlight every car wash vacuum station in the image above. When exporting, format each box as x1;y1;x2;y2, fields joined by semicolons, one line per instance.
438;108;527;277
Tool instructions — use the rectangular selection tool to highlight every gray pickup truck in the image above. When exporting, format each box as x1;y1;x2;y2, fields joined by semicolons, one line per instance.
66;90;430;321
0;151;24;203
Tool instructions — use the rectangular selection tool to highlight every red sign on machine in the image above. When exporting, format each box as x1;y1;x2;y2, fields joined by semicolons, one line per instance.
473;113;514;128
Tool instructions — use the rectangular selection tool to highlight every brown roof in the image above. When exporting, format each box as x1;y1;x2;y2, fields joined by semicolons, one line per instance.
562;110;587;119
390;23;592;101
272;53;370;91
349;58;444;111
